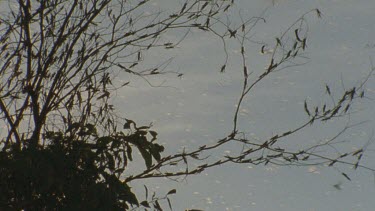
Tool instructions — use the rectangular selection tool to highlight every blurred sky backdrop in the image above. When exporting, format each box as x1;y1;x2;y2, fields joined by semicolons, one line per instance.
1;0;375;210
115;0;375;210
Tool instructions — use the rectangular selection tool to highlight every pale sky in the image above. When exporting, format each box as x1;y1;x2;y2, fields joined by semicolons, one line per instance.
116;0;375;210
1;0;374;210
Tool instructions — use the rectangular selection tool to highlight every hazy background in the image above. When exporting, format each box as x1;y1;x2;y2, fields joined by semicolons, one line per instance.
0;0;374;210
113;0;375;210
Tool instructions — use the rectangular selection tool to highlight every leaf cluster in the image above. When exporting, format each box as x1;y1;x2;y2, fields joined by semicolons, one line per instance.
0;121;165;210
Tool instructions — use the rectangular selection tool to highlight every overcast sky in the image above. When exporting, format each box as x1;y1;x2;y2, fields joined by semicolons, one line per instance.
1;0;374;210
115;0;375;210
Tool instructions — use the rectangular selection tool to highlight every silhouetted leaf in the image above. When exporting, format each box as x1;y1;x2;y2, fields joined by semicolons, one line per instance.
325;84;331;95
167;189;176;195
140;200;150;208
344;104;350;113
66;122;81;132
342;172;351;181
224;4;231;12
137;126;150;130
97;136;115;148
302;38;307;50
144;185;149;199
316;9;322;18
126;144;133;161
243;66;248;78
120;183;139;205
276;37;282;46
123;122;131;129
149;130;158;138
328;160;337;166
154;200;162;211
114;168;124;173
295;29;302;41
304;100;310;116
331;105;341;116
286;50;291;58
261;45;265;54
149;144;163;161
220;64;226;73
293;41;298;49
138;146;152;169
97;91;110;100
106;152;115;171
353;149;363;156
360;91;365;98
167;197;173;210
201;2;209;10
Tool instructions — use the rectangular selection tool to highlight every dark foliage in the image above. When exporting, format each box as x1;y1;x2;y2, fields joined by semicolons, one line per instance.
0;122;164;210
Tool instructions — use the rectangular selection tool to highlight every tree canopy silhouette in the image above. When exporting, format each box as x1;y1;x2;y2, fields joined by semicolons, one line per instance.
0;0;373;210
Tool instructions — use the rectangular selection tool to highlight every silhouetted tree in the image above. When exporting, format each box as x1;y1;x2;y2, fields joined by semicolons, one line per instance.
0;0;373;210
